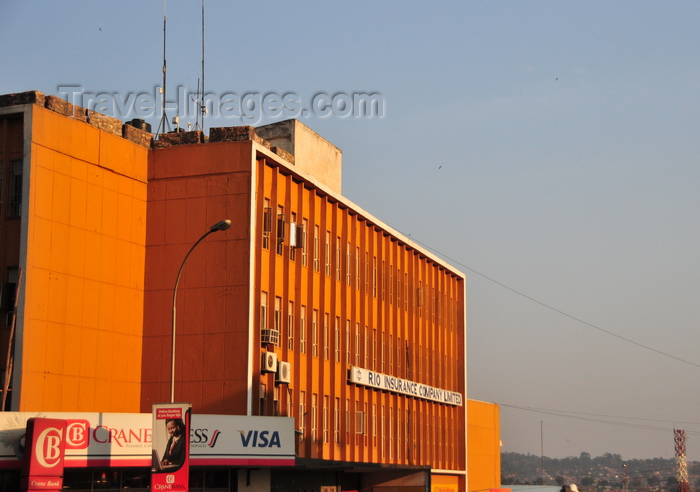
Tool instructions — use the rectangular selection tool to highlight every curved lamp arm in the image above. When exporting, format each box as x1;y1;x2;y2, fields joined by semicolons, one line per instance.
171;219;231;402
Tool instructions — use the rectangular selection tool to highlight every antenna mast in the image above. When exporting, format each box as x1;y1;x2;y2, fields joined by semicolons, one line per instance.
201;0;206;132
675;429;690;492
156;0;170;136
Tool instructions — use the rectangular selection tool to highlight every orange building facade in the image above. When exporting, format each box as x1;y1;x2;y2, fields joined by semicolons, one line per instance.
0;92;501;492
0;94;148;414
467;400;501;492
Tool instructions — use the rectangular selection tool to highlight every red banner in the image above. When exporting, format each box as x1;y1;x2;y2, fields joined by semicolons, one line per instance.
151;403;191;490
21;418;67;492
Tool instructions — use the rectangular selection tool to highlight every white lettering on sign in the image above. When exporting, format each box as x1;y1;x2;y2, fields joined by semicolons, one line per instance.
348;366;463;406
35;426;64;468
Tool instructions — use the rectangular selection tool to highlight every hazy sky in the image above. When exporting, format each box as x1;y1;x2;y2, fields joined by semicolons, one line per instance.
2;1;700;461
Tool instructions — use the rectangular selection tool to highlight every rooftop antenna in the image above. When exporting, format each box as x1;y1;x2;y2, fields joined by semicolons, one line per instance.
201;0;206;131
193;0;207;131
156;0;171;136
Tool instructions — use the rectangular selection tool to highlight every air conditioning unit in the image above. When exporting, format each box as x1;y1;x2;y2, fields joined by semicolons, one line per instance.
276;361;291;384
261;352;278;373
261;329;280;346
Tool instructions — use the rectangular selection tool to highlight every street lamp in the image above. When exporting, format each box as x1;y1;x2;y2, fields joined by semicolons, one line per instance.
170;219;232;402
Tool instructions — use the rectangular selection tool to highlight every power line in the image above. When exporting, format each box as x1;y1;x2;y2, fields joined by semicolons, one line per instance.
499;403;700;434
402;233;700;370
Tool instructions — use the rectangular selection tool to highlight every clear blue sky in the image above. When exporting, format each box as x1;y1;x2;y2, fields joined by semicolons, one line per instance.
3;1;700;461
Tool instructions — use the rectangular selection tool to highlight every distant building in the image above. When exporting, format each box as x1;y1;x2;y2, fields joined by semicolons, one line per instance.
0;91;500;492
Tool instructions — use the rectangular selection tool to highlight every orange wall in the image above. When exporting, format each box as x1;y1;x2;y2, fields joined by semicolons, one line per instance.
467;399;501;492
19;105;147;412
140;140;254;414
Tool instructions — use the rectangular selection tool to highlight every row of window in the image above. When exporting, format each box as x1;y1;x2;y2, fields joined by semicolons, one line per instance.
294;391;457;464
260;293;457;388
262;201;456;325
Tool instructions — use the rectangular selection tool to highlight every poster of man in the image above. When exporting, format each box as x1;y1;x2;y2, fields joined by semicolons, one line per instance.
151;403;191;490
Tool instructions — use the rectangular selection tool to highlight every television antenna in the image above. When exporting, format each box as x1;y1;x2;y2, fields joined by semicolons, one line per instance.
156;0;171;136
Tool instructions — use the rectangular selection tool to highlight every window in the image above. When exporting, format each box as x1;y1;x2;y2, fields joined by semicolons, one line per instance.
299;391;306;439
301;219;308;266
289;212;297;261
336;236;341;280
7;159;22;218
325;231;331;276
323;395;329;443
345;400;350;443
389;408;394;460
405;273;409;311
397;337;402;375
273;386;280;416
323;313;330;360
345;320;351;363
300;306;307;354
2;267;18;326
389;265;393;304
389;336;393;373
372;257;377;297
346;242;352;285
372;404;377;447
262;199;272;249
312;393;318;442
365;252;369;294
397;268;401;305
381;337;385;372
364;326;369;368
274;296;281;331
273;296;282;345
354;323;360;365
260;292;268;331
276;205;285;255
372;329;377;370
334;397;340;444
334;317;340;362
287;301;294;351
355;247;360;290
312;309;319;357
260;383;266;416
313;225;320;272
381;405;386;458
382;261;386;301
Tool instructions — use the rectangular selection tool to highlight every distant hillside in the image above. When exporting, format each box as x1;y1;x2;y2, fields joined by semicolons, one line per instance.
501;451;700;490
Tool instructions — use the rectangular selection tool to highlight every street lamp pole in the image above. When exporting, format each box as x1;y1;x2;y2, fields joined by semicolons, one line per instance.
170;219;232;403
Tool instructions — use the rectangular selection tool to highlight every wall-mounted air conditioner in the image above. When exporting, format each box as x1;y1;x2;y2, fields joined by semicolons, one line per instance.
276;361;291;384
261;352;278;373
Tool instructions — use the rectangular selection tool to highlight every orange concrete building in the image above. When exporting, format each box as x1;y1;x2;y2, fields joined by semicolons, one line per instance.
0;91;502;492
467;400;501;492
141;119;467;490
0;92;148;414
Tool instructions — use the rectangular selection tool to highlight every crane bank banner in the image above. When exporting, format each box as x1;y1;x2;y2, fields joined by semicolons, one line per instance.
348;366;463;406
0;412;295;469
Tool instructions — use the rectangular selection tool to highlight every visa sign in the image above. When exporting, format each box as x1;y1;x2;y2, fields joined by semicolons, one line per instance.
238;430;282;448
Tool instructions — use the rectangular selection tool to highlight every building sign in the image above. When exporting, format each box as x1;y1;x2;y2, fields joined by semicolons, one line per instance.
0;413;295;468
21;418;67;492
151;403;191;491
348;366;463;406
